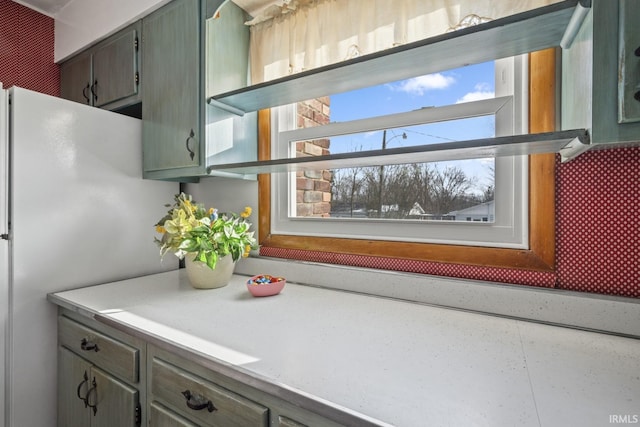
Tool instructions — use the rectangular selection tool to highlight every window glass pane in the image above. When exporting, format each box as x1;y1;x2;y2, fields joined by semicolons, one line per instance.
295;160;494;221
293;117;496;155
331;61;495;118
291;119;496;221
291;61;497;221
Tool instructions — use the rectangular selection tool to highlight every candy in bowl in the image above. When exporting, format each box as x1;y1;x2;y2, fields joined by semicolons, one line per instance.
246;274;285;297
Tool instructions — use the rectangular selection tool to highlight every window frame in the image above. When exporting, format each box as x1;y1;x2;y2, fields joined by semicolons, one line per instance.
257;49;557;272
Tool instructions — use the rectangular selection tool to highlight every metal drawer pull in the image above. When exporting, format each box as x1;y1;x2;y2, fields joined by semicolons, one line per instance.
185;129;196;160
76;371;89;406
86;377;98;416
181;390;216;412
90;80;98;103
82;84;91;104
80;338;99;352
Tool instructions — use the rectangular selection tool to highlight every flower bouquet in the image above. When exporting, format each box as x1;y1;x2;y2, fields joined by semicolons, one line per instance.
155;192;257;270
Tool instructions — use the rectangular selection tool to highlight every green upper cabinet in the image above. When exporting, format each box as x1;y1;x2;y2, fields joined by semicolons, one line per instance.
60;21;141;112
142;0;257;181
562;0;640;148
142;0;202;176
60;52;92;106
92;28;140;108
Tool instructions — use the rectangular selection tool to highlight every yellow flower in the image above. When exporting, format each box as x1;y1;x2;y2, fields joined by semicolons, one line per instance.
208;207;215;215
155;225;166;234
183;199;196;213
164;210;192;235
240;206;252;218
243;244;252;257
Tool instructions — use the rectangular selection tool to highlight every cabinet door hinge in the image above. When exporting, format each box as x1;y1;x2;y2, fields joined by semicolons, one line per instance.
134;36;139;51
135;403;141;426
1;233;8;240
135;72;139;85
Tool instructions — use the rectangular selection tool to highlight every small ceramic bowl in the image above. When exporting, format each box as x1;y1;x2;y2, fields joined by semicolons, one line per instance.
246;274;285;297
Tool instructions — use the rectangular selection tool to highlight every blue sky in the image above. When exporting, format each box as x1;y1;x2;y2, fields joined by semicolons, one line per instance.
327;61;496;190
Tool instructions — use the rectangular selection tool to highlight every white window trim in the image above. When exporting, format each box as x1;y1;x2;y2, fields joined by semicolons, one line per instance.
271;55;530;249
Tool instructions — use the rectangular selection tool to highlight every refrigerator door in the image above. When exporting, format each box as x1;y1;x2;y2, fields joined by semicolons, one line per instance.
0;85;7;427
7;87;178;427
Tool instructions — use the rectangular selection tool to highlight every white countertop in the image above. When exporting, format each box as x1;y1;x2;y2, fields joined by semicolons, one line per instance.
49;270;640;427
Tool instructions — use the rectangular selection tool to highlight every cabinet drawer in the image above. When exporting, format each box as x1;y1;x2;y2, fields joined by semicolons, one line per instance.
151;358;268;427
150;401;199;427
278;416;308;427
58;316;139;383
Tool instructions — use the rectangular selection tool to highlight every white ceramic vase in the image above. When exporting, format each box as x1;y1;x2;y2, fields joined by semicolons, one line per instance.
184;253;235;289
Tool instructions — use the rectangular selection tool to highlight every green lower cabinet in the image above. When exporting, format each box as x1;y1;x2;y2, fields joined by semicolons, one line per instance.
278;416;309;427
58;347;93;427
58;347;141;427
150;401;200;427
57;312;146;427
57;310;352;427
150;357;269;427
147;345;346;427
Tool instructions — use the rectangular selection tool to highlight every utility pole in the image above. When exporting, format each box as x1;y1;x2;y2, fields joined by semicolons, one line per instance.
377;130;406;218
377;130;387;218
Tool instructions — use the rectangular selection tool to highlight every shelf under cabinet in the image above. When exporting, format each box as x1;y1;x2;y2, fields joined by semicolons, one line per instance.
208;0;590;114
206;129;589;174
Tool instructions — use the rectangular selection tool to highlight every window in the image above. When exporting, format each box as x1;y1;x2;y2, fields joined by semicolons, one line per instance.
257;49;557;272
273;55;528;247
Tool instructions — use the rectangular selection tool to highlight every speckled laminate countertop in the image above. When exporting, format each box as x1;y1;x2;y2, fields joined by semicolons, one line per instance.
49;269;640;427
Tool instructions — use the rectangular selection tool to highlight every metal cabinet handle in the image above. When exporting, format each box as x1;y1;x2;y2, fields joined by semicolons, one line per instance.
185;129;196;161
76;371;89;406
80;338;99;352
181;390;216;412
90;80;98;103
82;84;91;104
635;47;640;102
86;377;98;416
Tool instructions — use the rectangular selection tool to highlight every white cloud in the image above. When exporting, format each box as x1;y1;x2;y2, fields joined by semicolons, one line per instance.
456;83;494;104
394;73;456;95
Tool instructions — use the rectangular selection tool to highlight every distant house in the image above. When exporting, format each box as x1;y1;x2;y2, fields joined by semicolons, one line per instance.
408;202;455;221
408;202;425;216
447;200;495;222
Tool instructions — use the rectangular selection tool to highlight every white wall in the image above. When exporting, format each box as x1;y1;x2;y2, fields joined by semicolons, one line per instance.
185;177;260;238
54;0;170;62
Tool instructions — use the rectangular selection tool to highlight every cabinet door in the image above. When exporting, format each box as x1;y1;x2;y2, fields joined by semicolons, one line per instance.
58;348;140;427
90;366;140;427
60;53;92;105
58;347;92;427
142;0;203;176
92;25;139;108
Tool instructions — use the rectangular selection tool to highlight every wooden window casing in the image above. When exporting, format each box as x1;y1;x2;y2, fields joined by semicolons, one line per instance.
257;49;556;272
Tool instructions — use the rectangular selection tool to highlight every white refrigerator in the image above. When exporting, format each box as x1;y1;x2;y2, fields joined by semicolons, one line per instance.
0;85;179;427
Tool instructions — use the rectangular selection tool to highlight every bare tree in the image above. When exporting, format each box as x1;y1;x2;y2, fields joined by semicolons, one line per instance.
330;162;478;220
331;167;364;217
385;164;418;217
481;162;495;203
429;166;473;215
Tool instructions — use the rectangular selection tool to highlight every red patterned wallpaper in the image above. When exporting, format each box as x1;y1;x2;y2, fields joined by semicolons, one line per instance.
261;146;640;298
0;0;59;96
556;146;639;297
